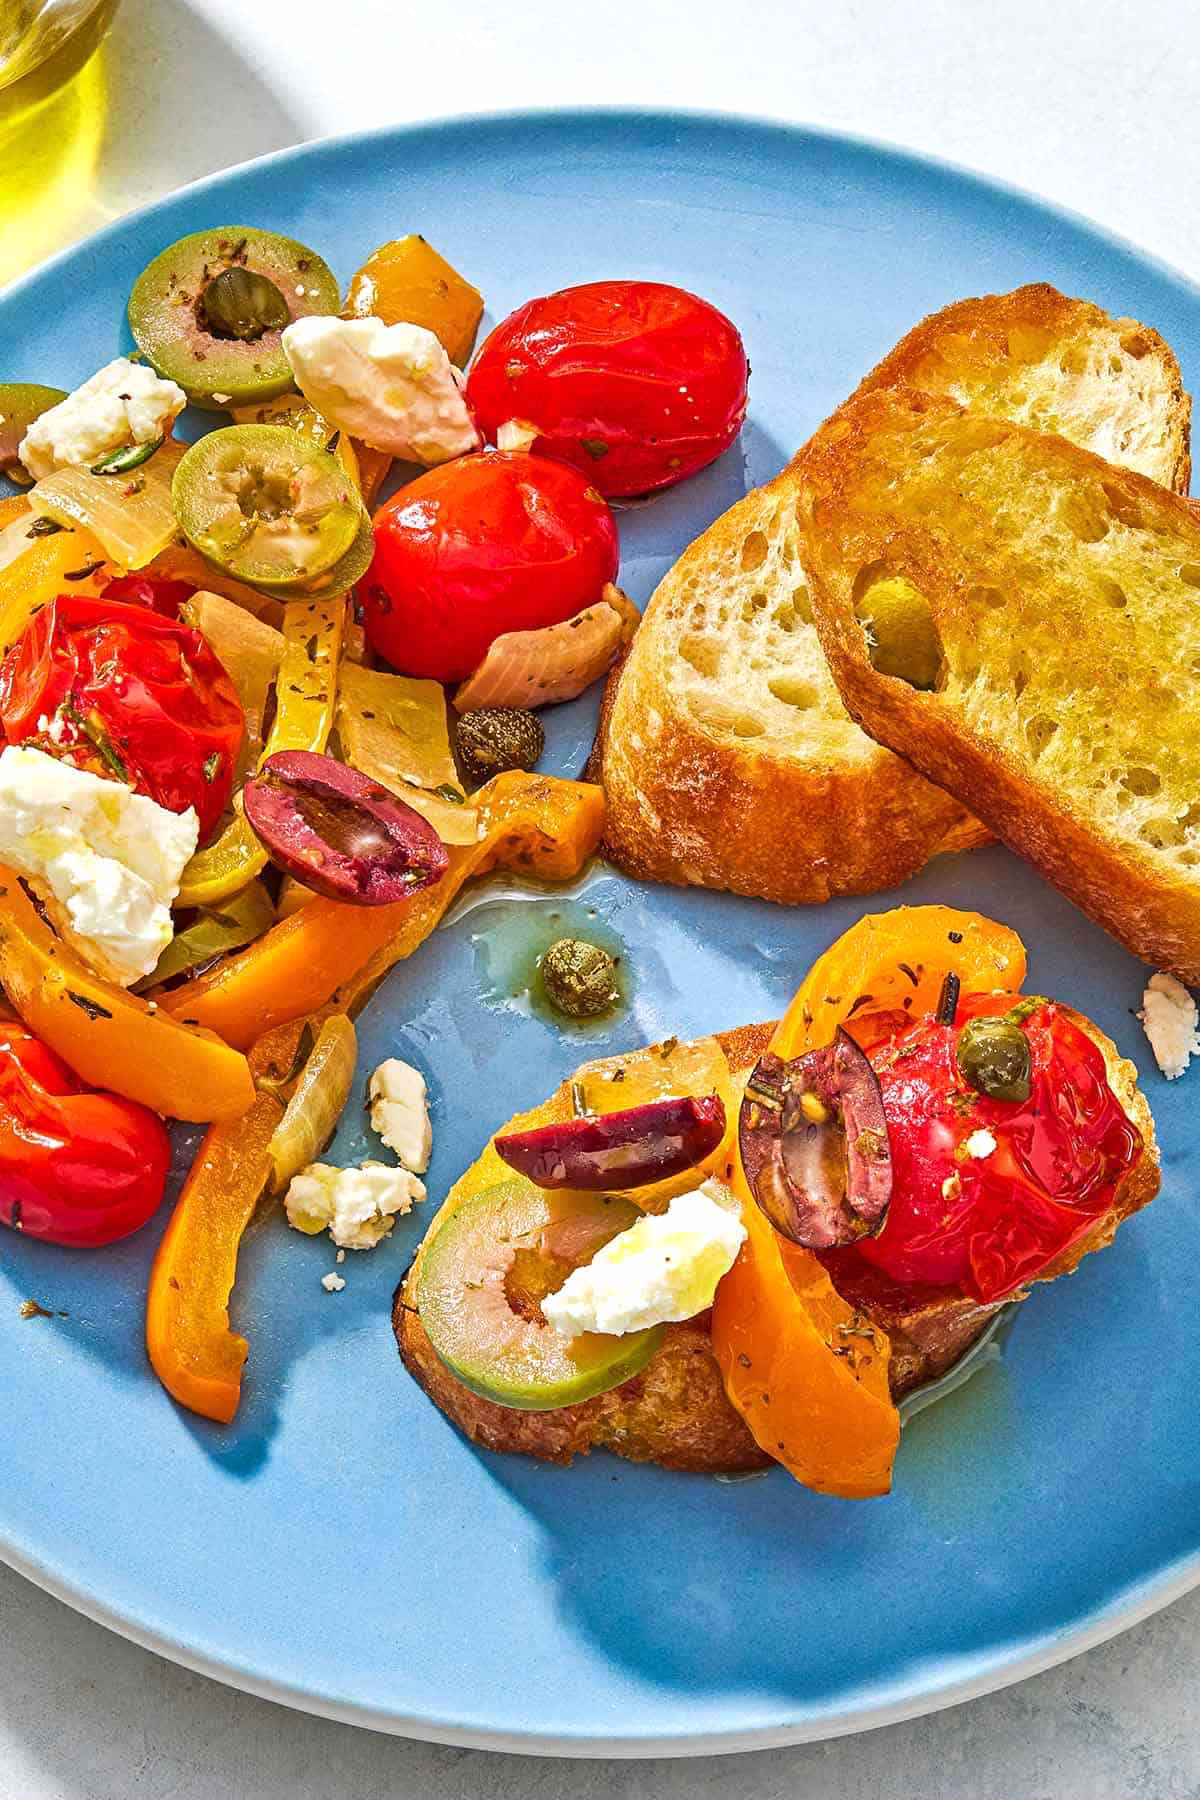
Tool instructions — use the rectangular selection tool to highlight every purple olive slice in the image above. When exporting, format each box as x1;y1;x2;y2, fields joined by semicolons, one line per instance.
739;1029;892;1248
494;1094;726;1190
243;749;449;904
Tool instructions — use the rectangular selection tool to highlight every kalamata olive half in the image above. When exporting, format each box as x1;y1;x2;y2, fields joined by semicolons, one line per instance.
243;750;449;904
495;1094;726;1190
739;1029;892;1249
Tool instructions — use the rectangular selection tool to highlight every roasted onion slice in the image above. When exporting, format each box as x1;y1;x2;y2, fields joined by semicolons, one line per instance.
738;1029;892;1248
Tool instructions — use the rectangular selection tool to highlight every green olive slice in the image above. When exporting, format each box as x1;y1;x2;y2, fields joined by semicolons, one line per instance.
128;227;339;410
173;424;366;591
0;383;67;484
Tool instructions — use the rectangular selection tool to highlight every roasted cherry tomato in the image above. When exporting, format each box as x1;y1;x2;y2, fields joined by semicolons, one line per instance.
364;450;619;681
0;594;245;842
0;1022;170;1248
99;572;195;617
465;281;749;497
848;994;1142;1303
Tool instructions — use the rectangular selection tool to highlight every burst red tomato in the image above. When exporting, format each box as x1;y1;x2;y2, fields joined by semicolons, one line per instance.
848;994;1142;1303
465;280;749;497
364;450;620;681
99;572;195;617
0;594;244;842
0;1022;170;1248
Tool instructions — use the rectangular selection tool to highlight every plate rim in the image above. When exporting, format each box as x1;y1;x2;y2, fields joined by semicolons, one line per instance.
3;103;1199;1757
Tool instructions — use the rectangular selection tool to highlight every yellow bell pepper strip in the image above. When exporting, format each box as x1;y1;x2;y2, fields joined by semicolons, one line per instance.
175;591;346;907
157;773;606;1049
0;865;254;1120
145;1010;347;1423
343;234;485;368
0;522;115;655
335;661;478;846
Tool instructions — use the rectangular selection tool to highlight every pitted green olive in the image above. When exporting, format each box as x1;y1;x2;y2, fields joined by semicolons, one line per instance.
955;1014;1033;1104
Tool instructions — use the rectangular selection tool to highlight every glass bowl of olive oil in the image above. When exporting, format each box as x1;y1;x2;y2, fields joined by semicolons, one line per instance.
0;0;116;127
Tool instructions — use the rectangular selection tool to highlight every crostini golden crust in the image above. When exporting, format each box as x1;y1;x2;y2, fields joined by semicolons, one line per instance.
797;387;1200;983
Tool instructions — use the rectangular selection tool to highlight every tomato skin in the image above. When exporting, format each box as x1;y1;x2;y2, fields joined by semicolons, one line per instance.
100;573;195;618
0;595;245;842
851;995;1143;1303
465;281;749;497
364;450;620;681
0;1023;170;1248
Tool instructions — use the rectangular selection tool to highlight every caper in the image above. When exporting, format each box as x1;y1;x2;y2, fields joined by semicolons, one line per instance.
955;1015;1033;1104
202;267;291;342
455;707;544;785
540;938;618;1020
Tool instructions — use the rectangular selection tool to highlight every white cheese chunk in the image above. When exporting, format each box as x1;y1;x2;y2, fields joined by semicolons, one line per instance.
0;746;198;984
963;1128;998;1160
1139;971;1200;1079
281;315;480;465
320;1271;346;1293
284;1160;426;1250
18;358;186;480
542;1179;746;1339
368;1057;432;1173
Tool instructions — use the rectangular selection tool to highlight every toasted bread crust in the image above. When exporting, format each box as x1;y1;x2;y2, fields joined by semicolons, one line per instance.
798;387;1200;983
594;478;980;905
851;283;1192;493
396;1013;1158;1473
594;285;1191;906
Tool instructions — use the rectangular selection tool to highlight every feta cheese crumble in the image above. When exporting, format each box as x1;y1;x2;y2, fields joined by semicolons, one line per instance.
284;1160;426;1250
963;1128;998;1160
320;1271;346;1293
368;1058;432;1173
281;315;480;465
1139;971;1200;1080
18;358;185;481
0;746;198;984
542;1179;746;1339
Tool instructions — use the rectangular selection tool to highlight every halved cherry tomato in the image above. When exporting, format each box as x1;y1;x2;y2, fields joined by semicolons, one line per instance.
0;595;245;841
0;1021;170;1248
465;281;749;496
851;994;1143;1302
364;451;619;681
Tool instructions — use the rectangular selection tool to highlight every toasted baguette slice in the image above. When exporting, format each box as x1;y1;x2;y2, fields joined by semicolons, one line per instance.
395;1015;1158;1472
594;286;1192;904
852;283;1191;492
798;388;1200;983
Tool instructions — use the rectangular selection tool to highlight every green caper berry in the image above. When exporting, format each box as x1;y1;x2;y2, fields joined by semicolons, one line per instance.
955;1015;1033;1104
202;267;291;342
540;938;618;1020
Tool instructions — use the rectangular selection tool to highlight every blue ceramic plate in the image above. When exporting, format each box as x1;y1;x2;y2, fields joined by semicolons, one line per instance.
1;111;1198;1756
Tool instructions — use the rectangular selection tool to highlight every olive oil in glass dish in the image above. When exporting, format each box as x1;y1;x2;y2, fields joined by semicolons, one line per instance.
0;0;116;126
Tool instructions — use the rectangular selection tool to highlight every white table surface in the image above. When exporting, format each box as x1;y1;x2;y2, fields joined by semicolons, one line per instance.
3;0;1200;1793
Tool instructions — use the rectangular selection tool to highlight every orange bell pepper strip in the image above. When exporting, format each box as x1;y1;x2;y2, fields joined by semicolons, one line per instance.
0;866;255;1120
713;1183;900;1499
157;773;605;1050
146;1089;282;1423
145;1016;310;1423
711;904;1027;1498
0;522;114;655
